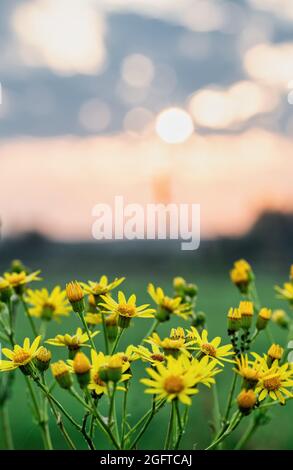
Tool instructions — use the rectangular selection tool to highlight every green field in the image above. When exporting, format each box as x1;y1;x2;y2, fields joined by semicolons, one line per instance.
1;270;292;450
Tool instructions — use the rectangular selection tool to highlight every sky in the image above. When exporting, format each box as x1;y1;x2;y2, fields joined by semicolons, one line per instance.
1;0;293;240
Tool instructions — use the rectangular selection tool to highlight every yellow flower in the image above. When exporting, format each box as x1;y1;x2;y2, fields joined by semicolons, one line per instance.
141;355;220;405
81;276;125;298
116;345;139;368
134;344;166;366
187;327;234;365
0;336;41;373
189;355;222;388
3;270;41;289
25;287;71;321
99;291;155;328
88;350;131;396
234;354;264;389
46;327;99;353
145;331;194;358
147;283;192;321
275;283;293;304
255;361;293;404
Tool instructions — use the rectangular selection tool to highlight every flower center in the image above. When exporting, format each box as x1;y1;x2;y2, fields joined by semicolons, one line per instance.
201;343;216;357
150;354;165;362
13;349;31;364
263;375;281;391
7;272;26;286
93;373;105;387
164;375;184;394
162;298;175;312
118;303;136;317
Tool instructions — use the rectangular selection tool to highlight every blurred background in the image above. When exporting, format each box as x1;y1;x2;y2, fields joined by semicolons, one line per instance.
1;0;293;450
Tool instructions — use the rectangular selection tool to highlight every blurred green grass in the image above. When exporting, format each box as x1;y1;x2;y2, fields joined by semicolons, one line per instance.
1;270;292;450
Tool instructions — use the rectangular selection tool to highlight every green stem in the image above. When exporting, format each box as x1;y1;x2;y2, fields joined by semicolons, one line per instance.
121;382;129;449
130;397;157;450
234;417;258;450
249;329;259;346
125;399;165;442
0;405;14;450
174;400;183;450
70;388;120;449
111;328;124;355
223;372;238;425
20;296;38;338
145;319;159;340
212;383;222;436
164;401;175;450
265;326;275;345
100;311;109;354
25;377;53;450
108;383;117;428
79;311;97;351
205;412;242;450
42;374;76;450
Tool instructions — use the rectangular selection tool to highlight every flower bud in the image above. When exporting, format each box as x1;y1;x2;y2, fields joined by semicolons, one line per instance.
51;361;72;389
173;277;186;291
73;352;91;388
183;283;198;297
227;307;242;334
230;259;252;294
256;308;272;331
0;278;13;303
118;316;131;329
98;365;109;383
66;281;84;313
237;389;257;415
192;311;206;329
107;355;123;383
10;259;27;273
34;347;52;372
239;301;254;330
272;309;289;329
155;306;170;322
267;344;284;366
106;314;118;341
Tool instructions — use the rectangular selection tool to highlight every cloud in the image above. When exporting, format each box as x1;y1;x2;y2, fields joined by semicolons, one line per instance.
188;80;279;129
244;42;293;89
11;0;107;76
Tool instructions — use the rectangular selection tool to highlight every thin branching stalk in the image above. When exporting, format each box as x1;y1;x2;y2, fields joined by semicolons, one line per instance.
130;397;157;450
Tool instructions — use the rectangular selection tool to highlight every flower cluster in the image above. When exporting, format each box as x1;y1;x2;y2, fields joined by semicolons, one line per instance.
0;259;292;450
